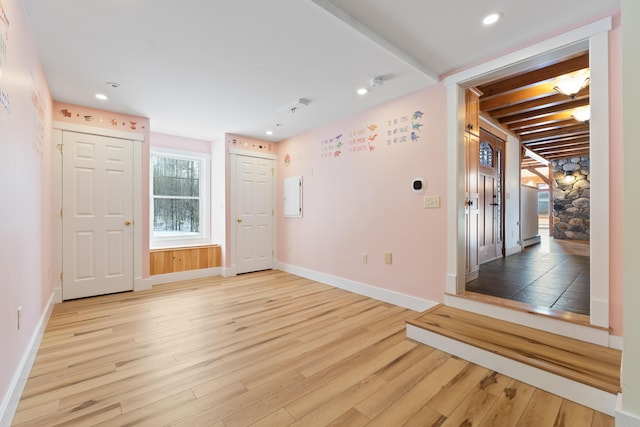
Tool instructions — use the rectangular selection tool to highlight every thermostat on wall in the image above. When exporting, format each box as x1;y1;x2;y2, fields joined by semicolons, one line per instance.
412;177;424;193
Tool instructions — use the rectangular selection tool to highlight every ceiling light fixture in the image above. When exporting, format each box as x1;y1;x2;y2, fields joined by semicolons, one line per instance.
278;98;311;114
553;70;590;99
266;130;273;136
357;87;368;95
95;93;108;101
483;12;501;26
369;76;384;87
572;105;591;123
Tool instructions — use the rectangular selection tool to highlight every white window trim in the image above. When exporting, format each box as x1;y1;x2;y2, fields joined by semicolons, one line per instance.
150;147;211;250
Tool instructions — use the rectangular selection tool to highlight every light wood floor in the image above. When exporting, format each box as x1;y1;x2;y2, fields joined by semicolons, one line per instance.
13;270;613;426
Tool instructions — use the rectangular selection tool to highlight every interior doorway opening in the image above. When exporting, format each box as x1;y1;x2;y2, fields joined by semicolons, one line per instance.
446;18;611;329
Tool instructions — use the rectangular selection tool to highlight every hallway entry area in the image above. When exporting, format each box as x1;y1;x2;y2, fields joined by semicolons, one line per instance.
466;236;590;316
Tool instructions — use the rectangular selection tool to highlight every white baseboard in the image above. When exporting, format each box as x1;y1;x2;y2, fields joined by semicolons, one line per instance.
52;286;62;304
148;267;222;286
522;235;541;247
609;335;623;351
221;266;236;277
616;394;640;426
0;292;56;427
275;261;437;312
505;244;522;257
134;276;152;292
406;324;617;416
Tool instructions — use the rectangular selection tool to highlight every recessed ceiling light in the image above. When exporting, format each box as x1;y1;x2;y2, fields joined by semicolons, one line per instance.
95;93;108;101
483;12;501;26
357;87;368;95
266;130;273;136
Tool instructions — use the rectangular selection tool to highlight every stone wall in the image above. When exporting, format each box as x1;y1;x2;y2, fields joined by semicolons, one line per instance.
551;157;590;240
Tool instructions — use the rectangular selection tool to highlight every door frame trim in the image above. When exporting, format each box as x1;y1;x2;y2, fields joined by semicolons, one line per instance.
444;17;612;329
52;122;145;302
228;148;277;276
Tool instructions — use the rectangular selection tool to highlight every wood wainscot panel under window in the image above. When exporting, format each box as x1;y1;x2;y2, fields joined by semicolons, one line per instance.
150;245;222;275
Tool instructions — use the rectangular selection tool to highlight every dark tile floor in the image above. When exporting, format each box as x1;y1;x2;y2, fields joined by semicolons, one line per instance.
466;238;590;315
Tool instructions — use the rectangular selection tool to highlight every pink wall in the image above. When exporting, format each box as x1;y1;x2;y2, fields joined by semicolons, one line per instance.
53;102;151;278
608;17;624;335
277;85;448;302
151;131;211;153
0;0;53;412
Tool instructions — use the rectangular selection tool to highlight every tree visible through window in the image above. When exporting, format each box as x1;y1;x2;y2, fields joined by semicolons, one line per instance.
152;155;200;235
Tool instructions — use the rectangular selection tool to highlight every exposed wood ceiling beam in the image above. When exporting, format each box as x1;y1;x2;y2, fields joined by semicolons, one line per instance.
477;53;589;97
523;135;590;147
525;167;550;185
507;112;574;131
477;51;590;163
498;98;590;125
490;90;589;120
517;119;581;135
520;124;589;142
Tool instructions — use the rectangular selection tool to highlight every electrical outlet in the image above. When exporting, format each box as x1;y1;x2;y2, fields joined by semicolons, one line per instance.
385;252;393;265
17;306;21;330
361;252;368;264
424;195;440;208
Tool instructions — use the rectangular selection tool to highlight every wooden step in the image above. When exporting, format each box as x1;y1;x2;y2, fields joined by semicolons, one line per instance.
406;304;621;416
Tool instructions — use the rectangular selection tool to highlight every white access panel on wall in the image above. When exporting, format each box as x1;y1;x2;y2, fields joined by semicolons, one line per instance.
284;176;302;217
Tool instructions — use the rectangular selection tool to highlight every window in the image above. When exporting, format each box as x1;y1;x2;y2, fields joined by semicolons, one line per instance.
150;148;210;248
479;141;493;167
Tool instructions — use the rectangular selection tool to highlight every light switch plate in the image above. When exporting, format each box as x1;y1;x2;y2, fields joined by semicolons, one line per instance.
424;195;440;208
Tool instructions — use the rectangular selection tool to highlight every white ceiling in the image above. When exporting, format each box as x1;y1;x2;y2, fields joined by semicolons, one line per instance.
21;0;619;142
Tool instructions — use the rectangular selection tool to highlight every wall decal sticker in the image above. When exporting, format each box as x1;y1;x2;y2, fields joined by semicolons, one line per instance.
386;111;424;145
320;109;424;158
284;154;291;166
56;106;148;131
31;73;46;154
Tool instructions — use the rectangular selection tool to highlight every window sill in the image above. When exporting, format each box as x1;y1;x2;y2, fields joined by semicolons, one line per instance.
150;241;218;251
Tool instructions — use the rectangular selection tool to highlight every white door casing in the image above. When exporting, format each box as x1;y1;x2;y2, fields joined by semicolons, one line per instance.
62;131;134;300
231;150;276;275
445;18;611;329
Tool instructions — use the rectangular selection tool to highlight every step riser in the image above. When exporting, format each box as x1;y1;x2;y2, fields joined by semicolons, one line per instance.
407;324;618;416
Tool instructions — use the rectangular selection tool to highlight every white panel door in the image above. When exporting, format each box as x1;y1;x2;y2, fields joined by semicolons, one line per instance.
235;155;273;274
62;131;134;299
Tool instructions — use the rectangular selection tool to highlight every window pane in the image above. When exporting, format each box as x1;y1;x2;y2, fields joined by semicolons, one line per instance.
153;198;200;233
479;141;493;167
153;157;200;197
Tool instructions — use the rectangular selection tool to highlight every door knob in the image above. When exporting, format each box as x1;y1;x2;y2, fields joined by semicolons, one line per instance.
124;220;132;226
237;218;243;223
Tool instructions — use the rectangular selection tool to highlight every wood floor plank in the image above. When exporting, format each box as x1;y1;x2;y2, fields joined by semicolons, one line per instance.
516;389;563;426
440;387;497;427
478;380;536;426
355;349;450;419
11;271;614;426
428;363;493;416
554;399;595;427
365;357;468;426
